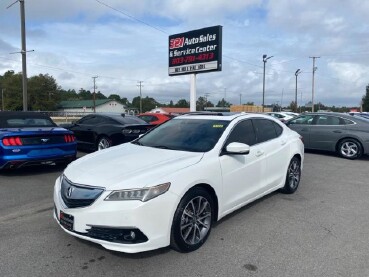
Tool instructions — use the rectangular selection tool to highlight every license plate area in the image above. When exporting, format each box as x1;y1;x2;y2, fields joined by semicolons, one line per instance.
60;211;74;231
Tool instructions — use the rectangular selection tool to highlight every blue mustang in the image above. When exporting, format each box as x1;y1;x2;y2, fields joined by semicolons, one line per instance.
0;111;77;169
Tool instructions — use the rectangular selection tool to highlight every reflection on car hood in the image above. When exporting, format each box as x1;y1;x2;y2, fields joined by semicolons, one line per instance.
64;143;204;190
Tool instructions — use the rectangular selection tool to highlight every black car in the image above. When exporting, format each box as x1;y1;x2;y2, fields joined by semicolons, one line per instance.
61;113;151;151
286;112;369;159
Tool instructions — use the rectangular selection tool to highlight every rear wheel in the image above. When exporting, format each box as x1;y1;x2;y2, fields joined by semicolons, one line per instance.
280;156;301;194
338;139;362;160
171;187;214;253
96;136;111;151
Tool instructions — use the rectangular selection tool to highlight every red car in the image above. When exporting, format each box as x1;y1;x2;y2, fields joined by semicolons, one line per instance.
137;113;174;126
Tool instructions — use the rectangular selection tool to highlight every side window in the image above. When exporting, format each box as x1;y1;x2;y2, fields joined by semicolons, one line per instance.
343;118;355;125
289;115;314;125
81;116;105;125
253;119;277;143
316;115;341;125
226;120;257;146
273;122;283;137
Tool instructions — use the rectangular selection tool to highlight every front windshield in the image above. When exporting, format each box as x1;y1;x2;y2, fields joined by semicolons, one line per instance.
137;118;230;152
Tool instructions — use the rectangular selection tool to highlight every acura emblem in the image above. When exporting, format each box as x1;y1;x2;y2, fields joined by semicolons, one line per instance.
41;138;49;143
67;187;74;198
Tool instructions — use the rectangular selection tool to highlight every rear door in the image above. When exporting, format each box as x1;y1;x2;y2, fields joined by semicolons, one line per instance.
309;115;346;151
253;118;290;190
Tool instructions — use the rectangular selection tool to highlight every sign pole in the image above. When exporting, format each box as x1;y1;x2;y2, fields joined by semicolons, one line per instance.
190;74;196;112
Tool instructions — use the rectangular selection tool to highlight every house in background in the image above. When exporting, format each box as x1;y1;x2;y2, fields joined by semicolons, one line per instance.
148;107;190;114
58;99;137;114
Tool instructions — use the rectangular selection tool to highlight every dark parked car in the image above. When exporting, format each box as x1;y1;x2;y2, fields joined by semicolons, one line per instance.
287;112;369;159
0;111;77;169
61;113;151;151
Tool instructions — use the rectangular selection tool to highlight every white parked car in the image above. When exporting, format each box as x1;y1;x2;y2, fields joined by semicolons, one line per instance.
54;112;304;253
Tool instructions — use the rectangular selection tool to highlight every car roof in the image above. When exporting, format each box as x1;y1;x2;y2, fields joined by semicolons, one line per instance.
175;112;278;121
0;111;50;119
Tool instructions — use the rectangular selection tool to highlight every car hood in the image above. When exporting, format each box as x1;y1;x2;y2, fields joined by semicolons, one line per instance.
63;143;204;190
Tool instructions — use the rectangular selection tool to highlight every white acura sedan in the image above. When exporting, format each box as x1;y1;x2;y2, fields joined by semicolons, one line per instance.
54;112;304;253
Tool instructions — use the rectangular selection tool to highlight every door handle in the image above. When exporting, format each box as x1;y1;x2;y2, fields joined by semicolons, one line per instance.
255;150;264;157
333;130;342;133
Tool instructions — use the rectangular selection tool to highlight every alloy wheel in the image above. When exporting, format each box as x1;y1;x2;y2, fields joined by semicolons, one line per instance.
180;196;212;245
288;159;300;190
340;141;358;158
97;137;111;150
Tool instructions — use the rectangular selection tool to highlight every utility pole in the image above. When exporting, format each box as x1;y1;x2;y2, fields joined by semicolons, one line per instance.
262;54;273;112
239;94;242;105
92;76;98;113
224;87;227;107
137;81;144;113
295;69;301;112
280;88;284;112
7;0;32;111
204;92;210;109
309;56;320;112
1;88;5;111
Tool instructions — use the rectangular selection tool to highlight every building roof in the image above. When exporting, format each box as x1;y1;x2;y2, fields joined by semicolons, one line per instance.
59;99;118;109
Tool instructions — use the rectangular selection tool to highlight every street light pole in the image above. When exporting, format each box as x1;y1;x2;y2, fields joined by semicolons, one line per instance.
295;69;301;112
262;54;273;112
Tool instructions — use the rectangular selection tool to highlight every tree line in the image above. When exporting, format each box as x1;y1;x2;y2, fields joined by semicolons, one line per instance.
1;70;368;112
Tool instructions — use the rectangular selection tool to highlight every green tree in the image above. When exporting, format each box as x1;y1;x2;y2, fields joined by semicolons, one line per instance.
175;99;190;108
28;74;61;111
132;96;160;112
108;94;121;102
0;71;23;110
59;89;78;101
362;84;369;112
78;88;92;100
216;98;231;107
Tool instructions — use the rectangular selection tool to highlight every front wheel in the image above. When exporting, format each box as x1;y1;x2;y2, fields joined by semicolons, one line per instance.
280;156;301;194
171;187;214;253
338;139;362;160
96;136;111;151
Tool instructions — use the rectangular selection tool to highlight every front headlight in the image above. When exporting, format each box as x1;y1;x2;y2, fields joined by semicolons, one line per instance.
104;182;171;202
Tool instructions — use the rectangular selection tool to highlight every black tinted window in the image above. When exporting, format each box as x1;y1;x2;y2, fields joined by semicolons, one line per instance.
80;116;105;125
273;122;283;136
226;120;256;146
253;119;277;143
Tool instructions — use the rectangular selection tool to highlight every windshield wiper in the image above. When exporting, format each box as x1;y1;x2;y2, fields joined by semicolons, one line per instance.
131;140;144;146
150;145;175;150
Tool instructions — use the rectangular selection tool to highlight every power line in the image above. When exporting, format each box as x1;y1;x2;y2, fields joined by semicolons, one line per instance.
95;0;168;34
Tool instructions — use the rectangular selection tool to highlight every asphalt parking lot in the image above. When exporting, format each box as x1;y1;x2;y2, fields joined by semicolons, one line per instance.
0;151;368;277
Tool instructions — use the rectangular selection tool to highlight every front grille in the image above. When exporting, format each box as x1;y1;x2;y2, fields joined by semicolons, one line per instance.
61;176;104;208
84;226;148;244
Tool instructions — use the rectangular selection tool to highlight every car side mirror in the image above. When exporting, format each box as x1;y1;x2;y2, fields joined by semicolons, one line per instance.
222;142;250;155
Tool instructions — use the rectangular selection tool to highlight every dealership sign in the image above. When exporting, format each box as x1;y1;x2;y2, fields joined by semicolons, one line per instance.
169;26;222;76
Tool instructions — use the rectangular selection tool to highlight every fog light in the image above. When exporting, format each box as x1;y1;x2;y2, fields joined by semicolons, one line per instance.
124;231;136;241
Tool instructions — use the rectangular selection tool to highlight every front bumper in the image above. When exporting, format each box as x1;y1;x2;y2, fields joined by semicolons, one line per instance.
53;177;179;253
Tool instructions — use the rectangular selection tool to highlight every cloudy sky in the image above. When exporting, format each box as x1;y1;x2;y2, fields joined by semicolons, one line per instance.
1;0;369;107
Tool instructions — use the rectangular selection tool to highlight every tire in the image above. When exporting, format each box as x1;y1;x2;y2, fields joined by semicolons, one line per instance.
96;136;111;151
338;138;362;160
170;187;214;253
280;156;301;194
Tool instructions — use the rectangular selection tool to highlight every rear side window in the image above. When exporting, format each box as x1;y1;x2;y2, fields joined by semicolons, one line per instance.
273;122;283;136
253;119;278;143
226;120;257;146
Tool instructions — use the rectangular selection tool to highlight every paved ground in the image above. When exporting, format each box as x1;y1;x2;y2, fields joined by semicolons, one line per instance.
0;152;368;277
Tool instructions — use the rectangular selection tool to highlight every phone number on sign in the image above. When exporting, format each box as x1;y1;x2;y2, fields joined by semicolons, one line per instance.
171;53;215;65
